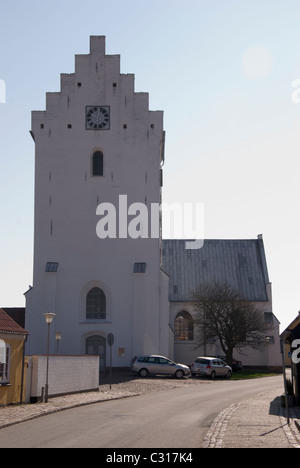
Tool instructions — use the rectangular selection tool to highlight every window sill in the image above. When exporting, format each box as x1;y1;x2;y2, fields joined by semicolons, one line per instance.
174;340;194;344
79;320;111;324
0;383;11;387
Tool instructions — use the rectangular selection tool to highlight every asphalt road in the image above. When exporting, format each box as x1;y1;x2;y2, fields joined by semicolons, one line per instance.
0;375;283;448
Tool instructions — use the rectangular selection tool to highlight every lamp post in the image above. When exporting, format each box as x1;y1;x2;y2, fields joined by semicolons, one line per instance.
55;332;62;355
43;312;56;403
265;336;271;369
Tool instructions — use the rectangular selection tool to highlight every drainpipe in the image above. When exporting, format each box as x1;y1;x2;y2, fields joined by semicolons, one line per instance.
20;335;28;404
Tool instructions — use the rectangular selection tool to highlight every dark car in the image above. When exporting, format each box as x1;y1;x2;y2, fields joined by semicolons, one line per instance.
216;356;243;371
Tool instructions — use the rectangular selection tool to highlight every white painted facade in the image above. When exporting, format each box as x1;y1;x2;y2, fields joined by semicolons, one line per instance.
162;239;282;370
25;36;170;369
25;36;281;372
170;294;282;369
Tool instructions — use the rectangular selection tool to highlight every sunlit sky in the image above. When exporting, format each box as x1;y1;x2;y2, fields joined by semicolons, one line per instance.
1;0;300;332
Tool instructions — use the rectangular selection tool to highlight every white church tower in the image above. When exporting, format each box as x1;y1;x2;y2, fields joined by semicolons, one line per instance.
25;36;170;370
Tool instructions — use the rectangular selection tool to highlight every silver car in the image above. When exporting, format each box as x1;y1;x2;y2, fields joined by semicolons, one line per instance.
130;355;190;379
191;357;232;379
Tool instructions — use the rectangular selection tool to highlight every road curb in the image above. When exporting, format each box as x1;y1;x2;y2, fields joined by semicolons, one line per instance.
202;401;241;448
279;406;300;449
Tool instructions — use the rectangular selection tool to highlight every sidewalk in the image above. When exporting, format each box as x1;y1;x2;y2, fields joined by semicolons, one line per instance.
1;374;300;448
203;388;300;448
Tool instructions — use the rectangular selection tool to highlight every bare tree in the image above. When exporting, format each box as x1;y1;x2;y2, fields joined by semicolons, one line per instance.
192;281;270;367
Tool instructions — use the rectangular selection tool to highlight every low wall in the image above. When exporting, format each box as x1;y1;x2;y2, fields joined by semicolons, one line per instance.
27;355;99;402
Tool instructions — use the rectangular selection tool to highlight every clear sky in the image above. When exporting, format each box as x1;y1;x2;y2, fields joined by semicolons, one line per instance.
1;0;300;332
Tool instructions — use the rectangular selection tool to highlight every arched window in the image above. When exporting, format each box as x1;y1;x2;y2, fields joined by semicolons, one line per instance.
92;151;103;176
0;340;10;384
86;287;106;320
174;311;194;341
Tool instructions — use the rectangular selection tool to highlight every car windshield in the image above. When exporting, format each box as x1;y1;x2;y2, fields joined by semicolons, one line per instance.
195;358;210;364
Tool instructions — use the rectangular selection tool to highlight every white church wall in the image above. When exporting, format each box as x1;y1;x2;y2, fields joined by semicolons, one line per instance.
170;295;281;369
159;269;172;359
25;37;169;367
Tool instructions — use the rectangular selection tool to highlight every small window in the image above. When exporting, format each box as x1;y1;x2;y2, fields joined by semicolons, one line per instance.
266;336;275;345
45;262;59;272
0;340;10;384
134;263;146;273
92;151;104;176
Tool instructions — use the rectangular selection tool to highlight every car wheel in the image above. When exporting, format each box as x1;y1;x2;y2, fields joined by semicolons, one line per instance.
227;370;232;379
210;371;216;380
175;369;184;379
139;368;148;378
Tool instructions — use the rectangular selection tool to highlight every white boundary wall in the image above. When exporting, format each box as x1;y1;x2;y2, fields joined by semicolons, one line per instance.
27;355;99;402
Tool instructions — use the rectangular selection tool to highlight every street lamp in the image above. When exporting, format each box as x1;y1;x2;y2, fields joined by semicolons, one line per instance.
265;336;271;369
43;312;56;403
55;332;62;354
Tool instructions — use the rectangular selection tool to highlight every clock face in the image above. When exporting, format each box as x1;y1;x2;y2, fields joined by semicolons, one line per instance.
86;106;110;130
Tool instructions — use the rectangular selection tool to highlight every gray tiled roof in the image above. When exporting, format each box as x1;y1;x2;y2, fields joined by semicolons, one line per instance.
161;238;269;302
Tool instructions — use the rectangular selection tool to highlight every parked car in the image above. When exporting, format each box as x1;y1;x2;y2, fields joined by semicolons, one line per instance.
130;355;191;379
191;357;232;379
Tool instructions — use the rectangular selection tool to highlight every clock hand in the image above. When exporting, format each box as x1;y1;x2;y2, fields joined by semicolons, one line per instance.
95;110;102;122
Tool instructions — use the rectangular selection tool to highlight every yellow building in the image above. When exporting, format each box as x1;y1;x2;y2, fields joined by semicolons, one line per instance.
0;308;29;405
